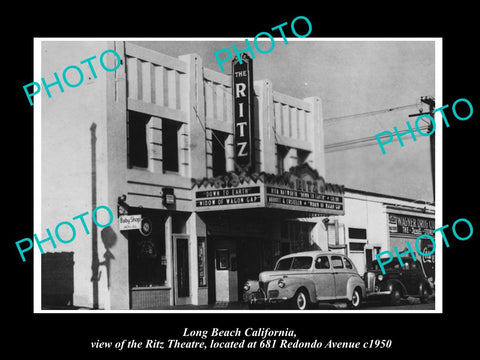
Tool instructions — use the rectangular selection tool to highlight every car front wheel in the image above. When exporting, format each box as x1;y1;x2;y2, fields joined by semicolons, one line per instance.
389;287;402;306
347;288;362;309
291;289;310;310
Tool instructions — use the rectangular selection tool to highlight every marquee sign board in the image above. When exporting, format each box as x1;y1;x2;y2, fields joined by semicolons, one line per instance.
232;54;255;171
195;184;265;211
265;186;344;215
194;183;344;216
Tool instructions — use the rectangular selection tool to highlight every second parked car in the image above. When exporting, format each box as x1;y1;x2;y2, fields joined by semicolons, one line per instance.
243;251;366;310
363;255;433;305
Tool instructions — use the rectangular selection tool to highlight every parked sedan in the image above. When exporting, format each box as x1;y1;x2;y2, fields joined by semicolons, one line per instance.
243;251;366;310
364;255;433;305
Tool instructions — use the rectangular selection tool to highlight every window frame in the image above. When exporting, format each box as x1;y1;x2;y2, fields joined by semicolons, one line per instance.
331;255;344;269
343;257;353;270
315;256;331;270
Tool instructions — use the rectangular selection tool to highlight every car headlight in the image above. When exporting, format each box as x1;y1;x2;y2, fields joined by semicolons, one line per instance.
377;274;384;281
243;282;250;291
278;279;286;288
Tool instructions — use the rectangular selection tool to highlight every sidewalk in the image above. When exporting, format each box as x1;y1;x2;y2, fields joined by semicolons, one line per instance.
154;301;249;310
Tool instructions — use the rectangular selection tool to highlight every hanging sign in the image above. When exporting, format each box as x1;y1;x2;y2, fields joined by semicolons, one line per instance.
119;214;142;231
232;53;255;171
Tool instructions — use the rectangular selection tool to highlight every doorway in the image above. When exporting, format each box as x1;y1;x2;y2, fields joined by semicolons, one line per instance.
173;235;190;306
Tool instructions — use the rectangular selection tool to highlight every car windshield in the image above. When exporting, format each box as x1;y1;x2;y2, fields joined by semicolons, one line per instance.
275;258;293;270
291;257;313;270
372;259;401;271
275;256;313;270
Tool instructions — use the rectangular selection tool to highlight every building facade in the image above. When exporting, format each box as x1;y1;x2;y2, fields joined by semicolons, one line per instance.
324;189;435;280
40;41;434;310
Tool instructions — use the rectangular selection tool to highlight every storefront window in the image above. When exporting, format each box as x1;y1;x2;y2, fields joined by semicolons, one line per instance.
128;209;167;287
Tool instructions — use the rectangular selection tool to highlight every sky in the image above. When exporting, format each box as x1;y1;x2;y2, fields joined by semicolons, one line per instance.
132;39;437;202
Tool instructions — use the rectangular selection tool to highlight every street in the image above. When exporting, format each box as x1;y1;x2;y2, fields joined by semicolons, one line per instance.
154;295;435;311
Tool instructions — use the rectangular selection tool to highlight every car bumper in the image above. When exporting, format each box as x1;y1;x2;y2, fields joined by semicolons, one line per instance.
248;291;290;305
366;290;392;297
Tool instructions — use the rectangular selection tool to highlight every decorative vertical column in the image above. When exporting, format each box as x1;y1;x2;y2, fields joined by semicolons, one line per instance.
187;213;199;305
225;134;235;172
304;97;325;177
164;214;173;306
178;54;207;180
254;80;276;174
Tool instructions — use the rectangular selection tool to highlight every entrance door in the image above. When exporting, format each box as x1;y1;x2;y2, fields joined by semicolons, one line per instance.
173;235;190;306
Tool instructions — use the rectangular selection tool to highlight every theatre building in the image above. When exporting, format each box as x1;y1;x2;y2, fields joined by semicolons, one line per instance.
40;41;432;310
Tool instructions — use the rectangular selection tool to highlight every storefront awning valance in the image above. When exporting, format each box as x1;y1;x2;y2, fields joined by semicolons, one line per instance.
192;164;345;216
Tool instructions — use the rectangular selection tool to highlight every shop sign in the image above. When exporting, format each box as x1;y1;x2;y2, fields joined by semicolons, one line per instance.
119;214;142;231
388;214;435;235
232;53;255;171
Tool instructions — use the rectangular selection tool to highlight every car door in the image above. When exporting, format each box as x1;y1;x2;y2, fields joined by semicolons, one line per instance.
313;255;336;300
331;255;349;299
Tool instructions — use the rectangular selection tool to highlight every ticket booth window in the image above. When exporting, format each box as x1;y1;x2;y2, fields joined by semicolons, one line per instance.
216;249;230;270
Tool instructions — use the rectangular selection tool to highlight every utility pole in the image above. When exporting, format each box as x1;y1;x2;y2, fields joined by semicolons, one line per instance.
90;122;99;309
409;96;435;202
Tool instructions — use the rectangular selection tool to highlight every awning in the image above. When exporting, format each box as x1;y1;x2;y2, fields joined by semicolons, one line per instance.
191;163;345;217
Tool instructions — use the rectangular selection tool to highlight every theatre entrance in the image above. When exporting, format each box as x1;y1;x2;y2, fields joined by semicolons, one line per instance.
207;235;267;304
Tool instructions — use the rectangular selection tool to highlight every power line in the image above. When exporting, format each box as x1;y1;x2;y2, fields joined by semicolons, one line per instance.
324;104;417;125
325;125;430;153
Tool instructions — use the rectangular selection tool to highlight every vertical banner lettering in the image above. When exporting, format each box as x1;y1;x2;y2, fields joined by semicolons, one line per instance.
232;53;255;171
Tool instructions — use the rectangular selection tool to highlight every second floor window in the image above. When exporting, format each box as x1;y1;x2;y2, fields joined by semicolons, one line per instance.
127;110;150;169
276;145;288;174
162;119;180;173
212;130;227;177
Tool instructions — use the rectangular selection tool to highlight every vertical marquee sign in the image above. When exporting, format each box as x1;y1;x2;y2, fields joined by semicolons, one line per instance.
232;53;255;171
